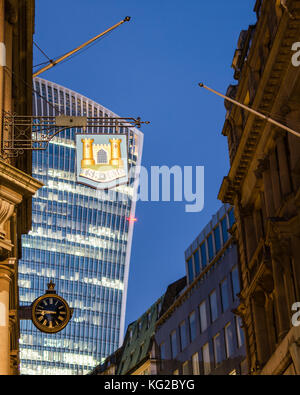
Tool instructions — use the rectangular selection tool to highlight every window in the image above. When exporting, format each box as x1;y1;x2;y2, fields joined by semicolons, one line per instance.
147;311;152;328
213;333;222;366
202;343;211;375
182;361;189;375
157;301;162;315
138;320;142;334
214;226;221;252
189;311;196;342
192;352;200;375
209;290;218;322
207;234;214;261
199;301;207;333
137;344;143;361
224;322;235;358
193;249;200;276
220;278;229;312
221;217;229;243
187;258;194;283
200;243;207;269
235;316;244;348
179;321;187;351
231;265;240;300
160;343;166;360
170;330;177;358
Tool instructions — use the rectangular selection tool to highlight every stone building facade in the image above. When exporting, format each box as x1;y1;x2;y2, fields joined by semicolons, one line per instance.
0;0;42;374
218;0;300;375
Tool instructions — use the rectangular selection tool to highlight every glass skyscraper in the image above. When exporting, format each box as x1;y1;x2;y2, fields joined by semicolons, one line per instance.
18;77;143;375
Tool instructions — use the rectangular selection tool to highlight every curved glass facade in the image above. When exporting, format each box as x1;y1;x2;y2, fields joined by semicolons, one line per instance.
18;77;143;375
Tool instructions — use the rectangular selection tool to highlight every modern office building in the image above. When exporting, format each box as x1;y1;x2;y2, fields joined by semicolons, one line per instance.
92;204;247;375
156;204;247;375
18;77;144;375
90;277;186;375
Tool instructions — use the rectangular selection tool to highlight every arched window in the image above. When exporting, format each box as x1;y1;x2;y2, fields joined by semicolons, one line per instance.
97;149;108;164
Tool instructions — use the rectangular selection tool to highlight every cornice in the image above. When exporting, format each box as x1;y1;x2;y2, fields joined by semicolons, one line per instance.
0;158;43;198
219;4;300;204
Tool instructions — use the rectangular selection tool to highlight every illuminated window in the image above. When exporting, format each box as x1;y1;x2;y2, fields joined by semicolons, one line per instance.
236;316;244;348
182;361;189;375
224;322;235;358
192;353;200;375
202;343;211;375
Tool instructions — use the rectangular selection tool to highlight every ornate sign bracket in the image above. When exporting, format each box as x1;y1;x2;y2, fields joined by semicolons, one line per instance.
1;111;150;158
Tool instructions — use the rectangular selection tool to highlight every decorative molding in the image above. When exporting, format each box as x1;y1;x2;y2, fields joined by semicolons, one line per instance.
254;157;270;179
0;197;14;243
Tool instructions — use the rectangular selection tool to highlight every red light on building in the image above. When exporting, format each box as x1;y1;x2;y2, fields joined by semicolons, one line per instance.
126;217;138;223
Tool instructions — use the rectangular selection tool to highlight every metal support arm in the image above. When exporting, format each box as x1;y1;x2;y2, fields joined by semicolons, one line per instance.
1;112;150;158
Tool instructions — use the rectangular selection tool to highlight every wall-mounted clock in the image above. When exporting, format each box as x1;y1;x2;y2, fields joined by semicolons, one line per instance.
31;281;72;334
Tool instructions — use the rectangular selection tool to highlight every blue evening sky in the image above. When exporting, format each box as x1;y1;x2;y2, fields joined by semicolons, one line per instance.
33;0;257;331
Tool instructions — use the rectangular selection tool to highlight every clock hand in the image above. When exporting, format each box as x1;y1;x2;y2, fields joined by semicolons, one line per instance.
43;310;58;314
37;310;57;315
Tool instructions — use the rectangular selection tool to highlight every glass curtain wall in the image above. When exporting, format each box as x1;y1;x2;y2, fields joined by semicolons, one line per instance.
18;77;143;375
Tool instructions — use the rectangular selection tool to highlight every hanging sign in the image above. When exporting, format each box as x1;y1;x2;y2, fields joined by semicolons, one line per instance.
75;134;129;189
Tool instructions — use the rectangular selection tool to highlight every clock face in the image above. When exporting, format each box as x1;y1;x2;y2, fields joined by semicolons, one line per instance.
32;295;71;333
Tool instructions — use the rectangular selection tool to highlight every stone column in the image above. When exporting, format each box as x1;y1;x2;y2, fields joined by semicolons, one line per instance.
269;151;282;212
241;206;256;262
289;340;300;375
0;0;4;144
256;157;275;217
81;138;95;168
0;265;12;375
270;242;290;341
287;112;300;190
291;236;300;301
252;290;270;366
276;136;291;197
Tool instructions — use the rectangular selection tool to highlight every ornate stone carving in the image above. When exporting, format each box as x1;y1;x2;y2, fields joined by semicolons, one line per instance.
254;157;270;179
0;198;14;241
234;297;247;318
266;217;294;259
